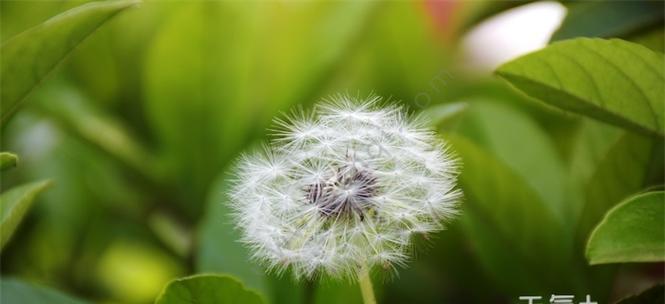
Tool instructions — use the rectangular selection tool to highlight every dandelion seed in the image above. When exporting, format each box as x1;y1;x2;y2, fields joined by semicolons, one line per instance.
229;95;461;281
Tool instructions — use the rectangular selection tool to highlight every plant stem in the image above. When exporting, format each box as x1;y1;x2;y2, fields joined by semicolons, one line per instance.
357;263;376;304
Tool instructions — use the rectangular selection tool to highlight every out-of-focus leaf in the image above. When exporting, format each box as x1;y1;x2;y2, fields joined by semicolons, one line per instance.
0;0;139;127
496;38;665;137
586;191;664;264
197;172;271;296
313;280;362;304
551;1;664;42
144;2;376;217
0;278;86;304
0;180;51;249
96;239;185;303
630;27;665;52
155;274;265;304
457;0;532;34
0;152;18;171
574;126;662;243
33;82;162;186
448;135;576;294
616;284;664;304
453;101;573;224
422;101;468;129
198;171;311;304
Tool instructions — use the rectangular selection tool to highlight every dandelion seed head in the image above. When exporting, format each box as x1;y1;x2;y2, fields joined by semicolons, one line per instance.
229;95;461;279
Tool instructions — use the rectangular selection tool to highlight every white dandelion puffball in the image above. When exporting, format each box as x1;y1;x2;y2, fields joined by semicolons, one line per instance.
229;96;461;279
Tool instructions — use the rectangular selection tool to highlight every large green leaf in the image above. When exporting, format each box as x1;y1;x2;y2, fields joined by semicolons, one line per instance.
0;0;139;127
155;274;264;304
449;135;576;294
573;122;663;243
0;278;86;304
0;152;18;171
586;191;665;265
144;2;375;217
453;101;573;224
496;38;665;137
551;1;664;42
0;180;51;249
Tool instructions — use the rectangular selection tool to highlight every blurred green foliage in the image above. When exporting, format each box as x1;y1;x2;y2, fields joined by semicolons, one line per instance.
0;1;663;304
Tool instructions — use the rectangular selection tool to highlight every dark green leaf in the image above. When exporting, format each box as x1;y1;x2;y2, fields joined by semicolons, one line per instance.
586;191;665;264
155;274;264;304
196;173;270;296
0;180;51;249
0;278;86;304
0;0;139;127
0;152;18;171
616;284;664;304
457;0;532;33
496;38;665;137
449;135;575;293
551;1;664;42
573;123;662;243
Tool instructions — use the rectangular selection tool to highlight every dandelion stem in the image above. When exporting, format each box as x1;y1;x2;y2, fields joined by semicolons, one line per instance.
357;263;376;304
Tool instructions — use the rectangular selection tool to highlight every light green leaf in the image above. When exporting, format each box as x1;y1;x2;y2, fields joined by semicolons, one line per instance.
0;0;139;127
0;278;86;304
155;274;264;304
586;191;665;265
144;2;376;217
0;152;19;171
551;1;664;42
496;38;665;137
1;180;51;249
422;101;468;129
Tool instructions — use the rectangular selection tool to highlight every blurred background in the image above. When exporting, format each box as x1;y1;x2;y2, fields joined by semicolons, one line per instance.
1;1;663;303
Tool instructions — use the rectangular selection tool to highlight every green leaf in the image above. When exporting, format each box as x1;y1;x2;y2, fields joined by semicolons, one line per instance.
551;1;664;42
32;82;163;186
573;122;663;243
196;172;269;295
452;101;573;223
422;101;468;130
0;278;86;304
0;180;51;250
586;191;665;265
496;38;665;137
616;284;664;304
155;274;264;304
0;0;139;127
448;135;576;293
457;0;532;33
0;152;19;171
144;2;376;217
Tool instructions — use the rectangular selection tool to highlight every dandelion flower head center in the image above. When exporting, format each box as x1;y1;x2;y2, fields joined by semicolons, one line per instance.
306;162;378;219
